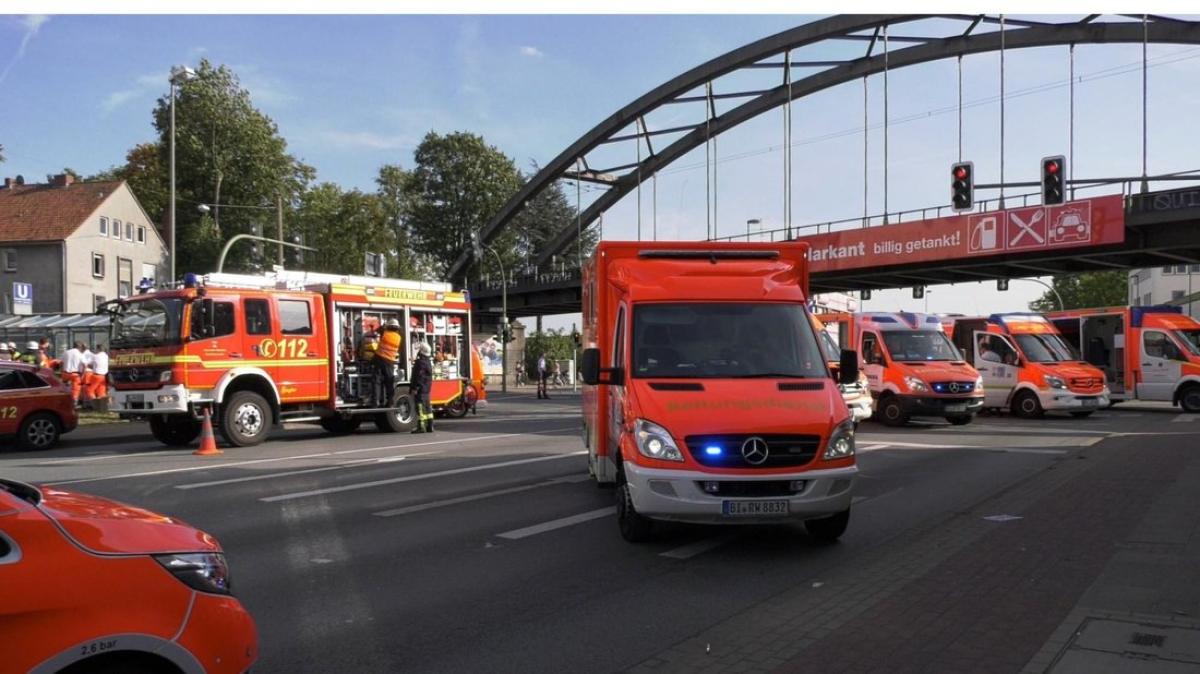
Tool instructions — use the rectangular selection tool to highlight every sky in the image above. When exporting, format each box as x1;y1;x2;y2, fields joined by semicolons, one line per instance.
3;13;1200;329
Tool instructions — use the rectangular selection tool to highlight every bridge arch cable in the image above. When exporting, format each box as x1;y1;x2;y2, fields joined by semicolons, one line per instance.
446;14;1200;282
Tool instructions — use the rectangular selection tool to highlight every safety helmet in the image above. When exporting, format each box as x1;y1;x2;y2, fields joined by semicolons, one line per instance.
0;343;9;352
386;319;401;329
417;342;431;357
27;341;39;350
6;342;14;350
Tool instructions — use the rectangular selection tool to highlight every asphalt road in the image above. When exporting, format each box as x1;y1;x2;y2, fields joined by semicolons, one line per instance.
3;394;1196;673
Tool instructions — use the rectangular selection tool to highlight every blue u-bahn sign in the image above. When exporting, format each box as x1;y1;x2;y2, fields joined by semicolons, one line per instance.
12;281;32;315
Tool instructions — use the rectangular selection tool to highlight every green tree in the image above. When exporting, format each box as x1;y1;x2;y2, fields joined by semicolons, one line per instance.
403;131;522;279
145;60;313;275
1028;271;1129;312
89;143;168;224
375;163;428;279
0;143;6;164
290;183;396;276
522;328;578;377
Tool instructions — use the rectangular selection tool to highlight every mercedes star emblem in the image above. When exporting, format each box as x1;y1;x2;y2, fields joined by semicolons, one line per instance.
740;436;769;465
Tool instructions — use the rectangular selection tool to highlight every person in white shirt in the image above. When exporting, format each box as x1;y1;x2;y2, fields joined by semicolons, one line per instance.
62;342;87;403
85;344;110;405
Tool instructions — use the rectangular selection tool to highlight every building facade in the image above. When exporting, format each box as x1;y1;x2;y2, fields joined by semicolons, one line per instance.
0;175;166;314
1128;265;1200;318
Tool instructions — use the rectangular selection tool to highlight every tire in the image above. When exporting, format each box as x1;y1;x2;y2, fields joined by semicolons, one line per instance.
616;473;654;542
1011;390;1044;419
443;394;468;419
18;413;61;451
320;416;362;435
1180;385;1200;413
149;415;202;447
375;391;416;433
877;395;909;427
945;414;974;426
1069;410;1094;419
219;390;271;447
805;508;850;543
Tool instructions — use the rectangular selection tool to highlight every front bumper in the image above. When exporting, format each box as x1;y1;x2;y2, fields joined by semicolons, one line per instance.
175;593;258;674
1036;388;1110;411
624;462;857;525
111;384;196;415
898;394;984;416
842;390;873;423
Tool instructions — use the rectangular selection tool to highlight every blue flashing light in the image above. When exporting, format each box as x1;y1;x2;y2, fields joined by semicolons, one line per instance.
704;446;722;456
182;272;200;289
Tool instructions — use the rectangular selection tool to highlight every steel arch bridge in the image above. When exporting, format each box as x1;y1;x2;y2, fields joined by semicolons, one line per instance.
448;13;1200;283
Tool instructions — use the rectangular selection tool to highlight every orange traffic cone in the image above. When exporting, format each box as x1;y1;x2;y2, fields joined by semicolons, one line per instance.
193;408;223;456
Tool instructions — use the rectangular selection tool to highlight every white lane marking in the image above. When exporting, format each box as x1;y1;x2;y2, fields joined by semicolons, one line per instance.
660;534;738;560
35;448;179;465
373;474;590;517
859;440;1068;455
495;506;616;540
48;428;576;486
1172;414;1199;423
261;451;589;503
175;452;440;490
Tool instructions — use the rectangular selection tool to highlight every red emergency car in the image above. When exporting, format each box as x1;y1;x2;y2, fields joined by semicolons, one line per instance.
0;361;78;451
0;478;258;673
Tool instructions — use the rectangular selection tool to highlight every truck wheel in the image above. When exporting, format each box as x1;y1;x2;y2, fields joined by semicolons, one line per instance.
945;414;974;426
616;474;654;542
1011;390;1044;419
375;392;415;433
1180;385;1200;413
805;508;850;543
149;415;202;447
219;391;271;447
877;395;909;427
18;413;61;451
320;416;362;435
1069;410;1094;419
444;395;469;418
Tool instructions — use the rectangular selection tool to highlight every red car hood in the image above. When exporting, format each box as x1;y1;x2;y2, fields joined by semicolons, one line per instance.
1038;361;1106;379
896;361;979;381
628;378;846;440
37;486;220;555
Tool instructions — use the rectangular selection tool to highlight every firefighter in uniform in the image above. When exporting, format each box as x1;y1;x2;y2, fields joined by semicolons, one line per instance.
19;341;41;367
410;341;434;433
373;320;403;406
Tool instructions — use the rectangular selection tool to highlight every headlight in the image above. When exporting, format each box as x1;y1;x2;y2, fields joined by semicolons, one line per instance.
975;375;985;392
823;420;856;460
634;419;683;462
1044;375;1067;390
154;552;232;595
904;375;928;393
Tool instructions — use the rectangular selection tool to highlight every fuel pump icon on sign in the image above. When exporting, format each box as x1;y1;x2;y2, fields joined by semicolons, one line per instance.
969;216;1000;253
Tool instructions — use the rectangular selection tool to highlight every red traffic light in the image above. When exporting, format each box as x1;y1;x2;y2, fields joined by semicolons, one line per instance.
1044;160;1060;175
953;166;968;180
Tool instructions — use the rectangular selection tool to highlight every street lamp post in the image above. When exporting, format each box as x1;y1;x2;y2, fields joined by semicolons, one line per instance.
746;218;761;240
198;200;286;267
168;65;197;285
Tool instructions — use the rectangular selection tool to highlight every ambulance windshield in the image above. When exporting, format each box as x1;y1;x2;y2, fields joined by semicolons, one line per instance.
632;303;826;379
1175;329;1200;357
880;330;961;362
111;298;184;348
1013;333;1079;362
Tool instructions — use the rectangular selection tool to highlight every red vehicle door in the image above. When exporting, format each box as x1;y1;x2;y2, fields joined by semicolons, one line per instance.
272;294;328;402
185;293;241;391
242;295;280;392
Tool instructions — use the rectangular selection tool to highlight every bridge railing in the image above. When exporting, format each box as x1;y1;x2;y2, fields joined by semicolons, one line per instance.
470;267;582;294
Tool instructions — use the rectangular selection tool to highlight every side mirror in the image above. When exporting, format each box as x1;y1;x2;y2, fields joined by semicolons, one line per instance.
581;348;600;385
839;349;860;386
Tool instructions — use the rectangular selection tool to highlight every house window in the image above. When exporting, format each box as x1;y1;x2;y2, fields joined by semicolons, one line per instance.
118;257;133;298
2;249;14;272
92;253;105;278
137;225;146;244
1162;266;1173;275
93;294;107;311
112;219;122;240
1177;264;1189;274
125;222;134;241
100;217;109;236
1192;264;1200;273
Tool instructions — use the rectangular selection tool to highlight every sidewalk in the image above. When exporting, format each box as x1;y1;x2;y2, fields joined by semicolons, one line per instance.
631;432;1200;673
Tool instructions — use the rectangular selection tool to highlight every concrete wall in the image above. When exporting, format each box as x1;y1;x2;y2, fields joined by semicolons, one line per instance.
0;242;64;313
64;183;167;313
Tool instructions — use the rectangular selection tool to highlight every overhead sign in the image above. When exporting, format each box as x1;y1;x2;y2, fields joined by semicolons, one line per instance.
800;195;1125;273
12;282;32;315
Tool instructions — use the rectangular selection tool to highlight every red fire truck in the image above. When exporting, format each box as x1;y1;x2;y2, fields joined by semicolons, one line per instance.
105;270;484;447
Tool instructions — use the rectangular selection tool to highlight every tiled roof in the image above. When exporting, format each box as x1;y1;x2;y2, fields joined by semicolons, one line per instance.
0;180;125;243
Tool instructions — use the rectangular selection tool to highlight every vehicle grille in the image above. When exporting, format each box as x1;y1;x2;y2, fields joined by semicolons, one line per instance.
931;381;975;394
694;480;802;497
684;434;821;468
110;367;164;387
1069;377;1105;392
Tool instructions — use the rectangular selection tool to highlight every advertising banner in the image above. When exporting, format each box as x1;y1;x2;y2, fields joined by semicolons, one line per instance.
798;195;1125;274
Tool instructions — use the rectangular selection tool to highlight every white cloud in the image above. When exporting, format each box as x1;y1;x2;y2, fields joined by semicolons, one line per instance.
520;46;544;58
101;70;167;114
318;130;416;151
0;14;50;85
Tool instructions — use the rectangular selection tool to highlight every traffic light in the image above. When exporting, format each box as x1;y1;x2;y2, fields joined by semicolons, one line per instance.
997;279;1009;291
951;161;974;212
860;289;872;301
1042;155;1066;206
913;286;925;300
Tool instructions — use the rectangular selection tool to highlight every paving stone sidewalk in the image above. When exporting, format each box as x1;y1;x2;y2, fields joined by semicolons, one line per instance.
631;433;1200;673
